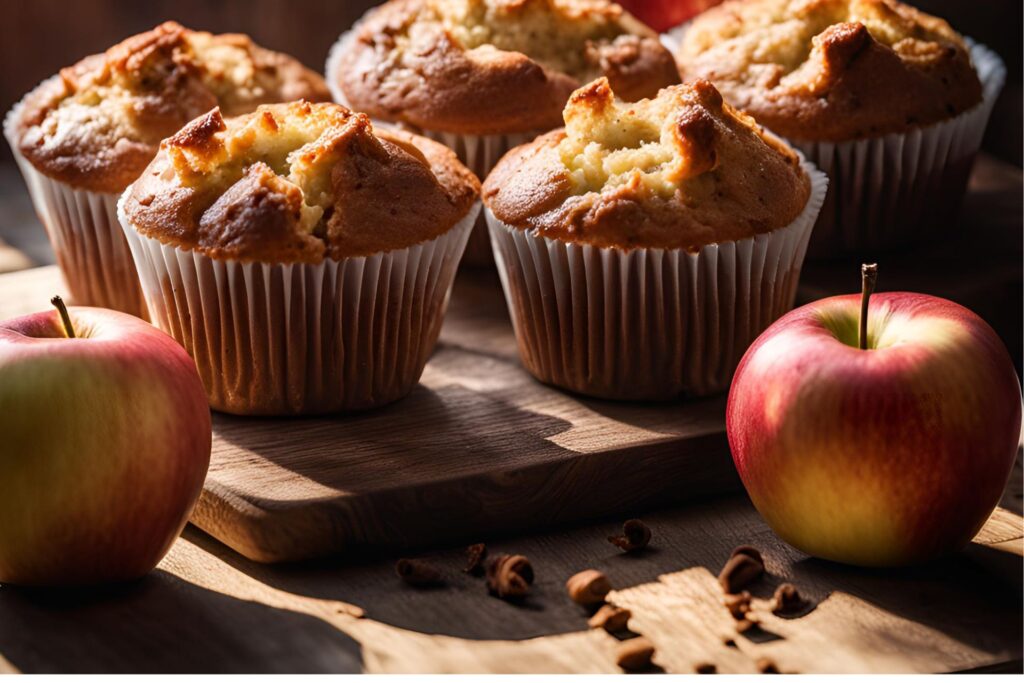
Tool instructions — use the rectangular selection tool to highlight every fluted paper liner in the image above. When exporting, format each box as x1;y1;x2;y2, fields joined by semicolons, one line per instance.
119;196;480;416
4;79;148;318
485;160;827;400
326;19;541;267
663;27;1006;256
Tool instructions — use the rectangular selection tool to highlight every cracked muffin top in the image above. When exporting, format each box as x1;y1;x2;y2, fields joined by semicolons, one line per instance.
482;77;810;251
11;22;331;194
121;101;480;262
675;0;982;141
332;0;681;135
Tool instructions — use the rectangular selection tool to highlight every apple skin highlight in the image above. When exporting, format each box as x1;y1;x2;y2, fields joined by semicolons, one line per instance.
727;292;1021;567
0;306;212;585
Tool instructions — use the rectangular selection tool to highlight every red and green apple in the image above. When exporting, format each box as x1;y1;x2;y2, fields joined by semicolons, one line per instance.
619;0;723;32
0;298;212;585
727;266;1021;566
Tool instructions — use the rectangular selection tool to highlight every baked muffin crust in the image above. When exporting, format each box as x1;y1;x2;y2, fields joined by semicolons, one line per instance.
122;101;480;262
676;0;983;141
483;78;810;251
13;22;331;193
334;0;681;134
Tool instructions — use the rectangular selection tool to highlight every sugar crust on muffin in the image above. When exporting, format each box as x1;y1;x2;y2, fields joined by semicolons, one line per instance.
122;101;480;262
675;0;983;140
13;22;332;193
483;77;810;251
334;0;681;134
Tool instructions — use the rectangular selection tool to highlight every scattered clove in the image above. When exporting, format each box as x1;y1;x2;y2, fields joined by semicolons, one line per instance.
608;519;651;553
756;657;780;674
566;569;612;606
395;558;444;587
464;543;488;575
695;662;717;674
588;603;632;633
615;636;655;672
730;545;763;566
486;554;534;599
718;546;764;593
771;582;807;616
723;590;752;620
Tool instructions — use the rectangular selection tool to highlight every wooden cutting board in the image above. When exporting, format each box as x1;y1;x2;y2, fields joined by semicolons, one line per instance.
2;157;1018;564
0;265;737;563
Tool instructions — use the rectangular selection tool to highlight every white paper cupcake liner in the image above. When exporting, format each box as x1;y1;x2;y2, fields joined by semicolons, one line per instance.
119;196;480;416
663;26;1006;256
4;81;149;319
485;159;827;400
326;20;542;267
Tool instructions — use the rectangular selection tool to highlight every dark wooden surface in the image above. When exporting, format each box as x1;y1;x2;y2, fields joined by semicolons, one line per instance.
0;153;1020;672
0;474;1018;673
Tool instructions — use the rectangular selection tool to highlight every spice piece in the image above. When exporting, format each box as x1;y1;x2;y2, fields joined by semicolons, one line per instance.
566;569;612;606
771;583;806;616
608;519;651;553
695;662;717;674
723;590;752;620
723;638;737;648
395;558;444;587
588;604;632;633
718;549;764;593
730;545;764;566
486;554;534;599
615;637;655;672
756;657;780;674
464;543;488;575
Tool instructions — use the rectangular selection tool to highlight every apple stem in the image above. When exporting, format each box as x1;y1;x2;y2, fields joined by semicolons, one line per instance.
50;295;76;339
859;263;878;350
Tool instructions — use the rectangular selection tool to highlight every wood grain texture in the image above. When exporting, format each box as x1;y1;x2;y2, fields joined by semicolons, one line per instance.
0;491;1017;673
0;264;738;562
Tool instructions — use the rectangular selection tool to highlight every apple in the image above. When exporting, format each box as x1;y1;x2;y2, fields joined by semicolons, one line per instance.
0;297;211;585
727;265;1021;567
619;0;723;32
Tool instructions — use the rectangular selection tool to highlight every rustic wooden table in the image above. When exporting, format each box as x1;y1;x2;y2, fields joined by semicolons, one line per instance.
0;158;1020;674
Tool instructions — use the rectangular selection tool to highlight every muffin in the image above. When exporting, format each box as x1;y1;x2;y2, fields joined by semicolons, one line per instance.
674;0;1005;255
326;0;681;265
483;77;827;399
118;101;481;415
5;22;331;318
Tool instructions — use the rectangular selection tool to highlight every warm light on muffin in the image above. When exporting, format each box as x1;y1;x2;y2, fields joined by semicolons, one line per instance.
557;77;747;198
125;101;480;262
676;0;982;140
484;77;809;251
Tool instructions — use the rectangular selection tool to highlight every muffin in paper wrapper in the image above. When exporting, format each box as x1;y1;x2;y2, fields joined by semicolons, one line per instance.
119;195;480;416
793;41;1005;256
485;159;827;401
326;19;541;267
663;26;1006;257
4;80;149;319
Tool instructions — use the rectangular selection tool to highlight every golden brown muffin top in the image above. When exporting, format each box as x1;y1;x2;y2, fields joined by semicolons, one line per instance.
676;0;982;141
333;0;681;134
122;101;480;262
13;22;332;193
483;78;810;251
